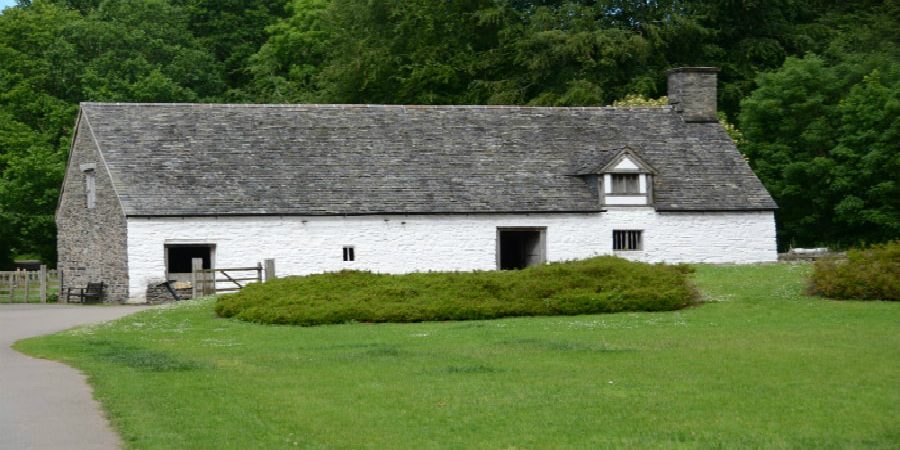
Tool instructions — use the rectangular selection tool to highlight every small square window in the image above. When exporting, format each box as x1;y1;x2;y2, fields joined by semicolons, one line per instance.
342;246;355;262
613;230;642;251
611;174;640;194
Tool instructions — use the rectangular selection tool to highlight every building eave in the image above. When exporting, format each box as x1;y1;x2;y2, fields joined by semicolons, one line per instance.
124;209;607;218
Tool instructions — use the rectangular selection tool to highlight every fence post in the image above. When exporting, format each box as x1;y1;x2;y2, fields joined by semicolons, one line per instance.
9;271;16;302
206;267;215;296
39;265;47;303
264;259;275;282
191;258;203;299
23;270;30;302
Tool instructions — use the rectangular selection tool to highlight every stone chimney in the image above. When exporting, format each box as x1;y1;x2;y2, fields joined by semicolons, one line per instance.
667;67;719;122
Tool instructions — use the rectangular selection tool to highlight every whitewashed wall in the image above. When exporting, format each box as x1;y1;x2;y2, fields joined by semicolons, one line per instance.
125;210;776;301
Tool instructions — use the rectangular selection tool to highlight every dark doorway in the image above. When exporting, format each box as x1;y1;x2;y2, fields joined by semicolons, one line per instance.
165;244;214;282
498;228;545;270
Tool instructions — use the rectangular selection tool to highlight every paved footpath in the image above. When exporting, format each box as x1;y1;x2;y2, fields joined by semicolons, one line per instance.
0;304;152;450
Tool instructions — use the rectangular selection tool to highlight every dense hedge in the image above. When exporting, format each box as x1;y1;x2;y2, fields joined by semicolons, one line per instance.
809;241;899;301
215;256;698;326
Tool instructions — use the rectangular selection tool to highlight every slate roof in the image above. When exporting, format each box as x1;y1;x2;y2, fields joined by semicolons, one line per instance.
78;102;776;216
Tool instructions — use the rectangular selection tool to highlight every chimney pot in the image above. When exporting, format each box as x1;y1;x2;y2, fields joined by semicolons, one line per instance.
667;67;719;122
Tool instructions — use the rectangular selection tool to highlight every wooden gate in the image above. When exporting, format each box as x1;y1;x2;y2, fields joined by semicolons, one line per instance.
0;266;60;303
191;261;263;297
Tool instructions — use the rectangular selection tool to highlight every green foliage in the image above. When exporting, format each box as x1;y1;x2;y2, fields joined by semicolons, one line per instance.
182;0;288;92
0;214;12;270
0;0;239;261
313;0;503;104
611;94;668;107
247;0;852;112
0;106;66;265
215;257;698;326
0;0;896;260
809;241;900;301
740;52;900;249
241;0;330;102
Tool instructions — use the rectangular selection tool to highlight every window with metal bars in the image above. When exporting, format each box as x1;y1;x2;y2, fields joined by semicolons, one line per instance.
611;174;640;194
613;230;642;251
342;246;355;262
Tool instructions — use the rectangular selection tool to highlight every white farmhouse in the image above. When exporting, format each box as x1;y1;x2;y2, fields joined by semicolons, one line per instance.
57;67;777;303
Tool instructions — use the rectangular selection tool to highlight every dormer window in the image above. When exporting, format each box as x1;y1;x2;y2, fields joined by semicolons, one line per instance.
611;174;640;194
598;148;655;207
574;147;656;207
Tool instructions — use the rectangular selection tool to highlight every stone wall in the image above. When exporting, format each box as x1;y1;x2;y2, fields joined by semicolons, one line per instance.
145;282;192;303
56;114;130;302
124;210;776;302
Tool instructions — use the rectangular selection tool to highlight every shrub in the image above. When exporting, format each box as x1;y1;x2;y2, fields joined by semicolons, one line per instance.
215;256;699;326
809;241;900;301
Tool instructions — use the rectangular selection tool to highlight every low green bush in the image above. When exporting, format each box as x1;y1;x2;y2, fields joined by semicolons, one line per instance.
809;241;899;301
215;256;698;325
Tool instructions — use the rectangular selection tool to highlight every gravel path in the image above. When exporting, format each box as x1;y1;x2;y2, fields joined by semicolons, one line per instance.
0;304;152;450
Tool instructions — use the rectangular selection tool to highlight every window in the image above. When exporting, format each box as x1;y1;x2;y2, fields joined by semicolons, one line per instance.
611;174;640;194
84;170;96;209
613;230;642;251
342;246;355;262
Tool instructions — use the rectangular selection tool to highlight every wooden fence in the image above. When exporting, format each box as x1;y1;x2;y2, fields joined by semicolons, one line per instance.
191;259;274;298
778;248;846;262
0;266;60;303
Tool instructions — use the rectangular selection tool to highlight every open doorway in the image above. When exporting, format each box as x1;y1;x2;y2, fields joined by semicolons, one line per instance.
497;228;546;270
165;244;215;283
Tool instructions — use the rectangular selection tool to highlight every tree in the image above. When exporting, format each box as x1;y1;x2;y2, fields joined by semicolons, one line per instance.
2;0;897;261
0;0;227;263
182;0;289;95
740;54;899;249
243;0;331;102
316;0;500;104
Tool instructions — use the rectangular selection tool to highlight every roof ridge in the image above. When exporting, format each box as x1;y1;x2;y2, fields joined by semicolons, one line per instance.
79;102;673;112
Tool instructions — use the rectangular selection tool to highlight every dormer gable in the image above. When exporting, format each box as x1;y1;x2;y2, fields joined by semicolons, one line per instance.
612;157;639;170
599;148;655;174
598;148;655;207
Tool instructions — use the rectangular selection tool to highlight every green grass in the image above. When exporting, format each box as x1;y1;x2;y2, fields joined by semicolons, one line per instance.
216;256;698;325
14;264;900;449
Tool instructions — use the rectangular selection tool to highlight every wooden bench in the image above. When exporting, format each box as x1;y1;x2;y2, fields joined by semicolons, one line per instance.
67;282;105;303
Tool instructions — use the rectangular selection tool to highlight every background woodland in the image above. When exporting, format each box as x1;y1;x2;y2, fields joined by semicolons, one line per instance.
0;0;897;267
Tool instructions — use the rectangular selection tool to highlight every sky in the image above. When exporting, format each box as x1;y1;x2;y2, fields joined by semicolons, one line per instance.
0;0;16;11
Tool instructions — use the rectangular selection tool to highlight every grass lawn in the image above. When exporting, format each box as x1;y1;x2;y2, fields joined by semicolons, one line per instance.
14;264;900;449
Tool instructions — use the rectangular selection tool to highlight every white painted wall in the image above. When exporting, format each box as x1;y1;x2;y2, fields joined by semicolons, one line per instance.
605;196;648;205
125;210;776;301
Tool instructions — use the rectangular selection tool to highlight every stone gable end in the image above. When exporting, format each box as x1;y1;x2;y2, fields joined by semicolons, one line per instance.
56;113;129;302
